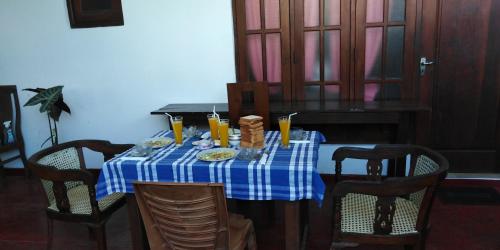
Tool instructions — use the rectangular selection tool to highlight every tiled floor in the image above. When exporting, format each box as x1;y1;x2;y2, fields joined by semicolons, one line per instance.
1;176;499;250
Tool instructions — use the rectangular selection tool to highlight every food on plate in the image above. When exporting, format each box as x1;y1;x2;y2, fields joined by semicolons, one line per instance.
198;150;236;161
143;138;172;148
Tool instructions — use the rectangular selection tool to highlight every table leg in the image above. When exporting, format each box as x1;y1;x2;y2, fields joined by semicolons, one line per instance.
126;194;149;250
284;201;300;250
392;112;412;177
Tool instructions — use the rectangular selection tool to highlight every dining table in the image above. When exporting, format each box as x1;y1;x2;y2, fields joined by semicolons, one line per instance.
96;130;326;250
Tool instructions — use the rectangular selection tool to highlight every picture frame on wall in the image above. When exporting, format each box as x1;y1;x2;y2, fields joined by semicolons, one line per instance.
66;0;124;28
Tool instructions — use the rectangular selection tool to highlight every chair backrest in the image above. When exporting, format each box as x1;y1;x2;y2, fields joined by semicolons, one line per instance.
333;145;448;235
0;85;25;158
133;182;230;250
29;142;86;207
374;145;448;217
36;146;84;205
227;82;270;130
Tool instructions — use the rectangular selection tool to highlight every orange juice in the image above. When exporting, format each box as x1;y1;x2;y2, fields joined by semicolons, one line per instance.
279;116;290;148
218;119;229;148
207;114;219;140
172;116;183;145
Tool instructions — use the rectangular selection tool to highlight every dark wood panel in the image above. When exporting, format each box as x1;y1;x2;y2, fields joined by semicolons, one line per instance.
151;101;429;115
438;150;497;173
270;112;400;124
432;0;499;149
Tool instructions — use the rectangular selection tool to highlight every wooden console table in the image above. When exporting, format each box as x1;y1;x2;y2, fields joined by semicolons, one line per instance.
151;101;430;145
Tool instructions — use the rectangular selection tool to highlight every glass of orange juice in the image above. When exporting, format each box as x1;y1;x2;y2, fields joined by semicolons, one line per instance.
278;116;291;148
207;114;219;140
171;116;183;146
218;119;229;148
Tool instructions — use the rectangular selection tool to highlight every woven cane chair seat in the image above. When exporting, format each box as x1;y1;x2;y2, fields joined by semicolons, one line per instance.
341;193;419;235
47;184;123;215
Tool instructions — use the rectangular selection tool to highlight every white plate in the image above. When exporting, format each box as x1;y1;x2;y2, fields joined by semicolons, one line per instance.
196;148;238;162
143;137;173;149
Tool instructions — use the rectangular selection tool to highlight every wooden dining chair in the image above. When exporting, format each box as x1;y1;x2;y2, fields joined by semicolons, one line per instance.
227;82;270;130
330;145;448;250
27;140;134;250
0;85;28;178
133;182;257;250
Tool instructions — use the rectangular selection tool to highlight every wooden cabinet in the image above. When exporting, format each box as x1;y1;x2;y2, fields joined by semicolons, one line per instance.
233;0;419;102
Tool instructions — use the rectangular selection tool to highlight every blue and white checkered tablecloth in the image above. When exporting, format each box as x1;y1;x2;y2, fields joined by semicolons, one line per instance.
96;130;326;205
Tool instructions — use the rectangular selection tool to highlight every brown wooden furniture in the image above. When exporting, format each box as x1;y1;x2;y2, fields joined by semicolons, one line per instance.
422;0;500;173
27;140;133;250
232;0;419;102
127;190;306;250
0;85;28;178
151;101;428;145
331;144;448;250
133;182;257;250
232;0;500;173
227;82;270;130
66;0;124;28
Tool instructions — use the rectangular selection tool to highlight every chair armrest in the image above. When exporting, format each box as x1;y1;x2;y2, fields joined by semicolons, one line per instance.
74;140;134;161
28;161;97;186
79;140;133;153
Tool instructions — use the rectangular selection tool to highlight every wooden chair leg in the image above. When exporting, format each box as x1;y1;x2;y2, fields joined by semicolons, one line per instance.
46;218;53;250
247;225;257;250
19;144;31;178
416;226;429;250
92;224;107;250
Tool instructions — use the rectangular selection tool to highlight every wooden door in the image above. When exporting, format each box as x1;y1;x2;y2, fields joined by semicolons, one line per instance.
233;0;292;101
292;0;351;101
353;0;418;101
423;0;500;172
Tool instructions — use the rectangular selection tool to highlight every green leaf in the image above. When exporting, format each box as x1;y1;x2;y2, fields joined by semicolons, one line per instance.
24;86;64;113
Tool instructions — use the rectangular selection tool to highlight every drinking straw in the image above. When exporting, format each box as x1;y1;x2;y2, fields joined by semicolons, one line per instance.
164;112;174;127
213;105;220;122
288;112;298;130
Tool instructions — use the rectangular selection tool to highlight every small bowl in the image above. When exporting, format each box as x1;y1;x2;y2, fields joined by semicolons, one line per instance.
130;143;152;157
229;134;241;140
229;138;240;147
194;140;214;150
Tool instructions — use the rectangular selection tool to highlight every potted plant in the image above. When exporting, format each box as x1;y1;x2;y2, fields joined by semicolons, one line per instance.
24;86;71;146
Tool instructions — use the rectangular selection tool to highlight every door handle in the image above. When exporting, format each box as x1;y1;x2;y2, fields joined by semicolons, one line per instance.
420;57;435;76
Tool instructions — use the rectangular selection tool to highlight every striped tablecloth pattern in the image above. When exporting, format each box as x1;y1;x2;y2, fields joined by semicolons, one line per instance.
96;130;326;204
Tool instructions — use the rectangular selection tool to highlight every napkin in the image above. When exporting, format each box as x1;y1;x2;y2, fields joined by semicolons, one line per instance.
258;152;269;165
120;156;147;161
289;139;311;144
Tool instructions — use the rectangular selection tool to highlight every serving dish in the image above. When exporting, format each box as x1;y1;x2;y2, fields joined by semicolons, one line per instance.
143;137;173;149
196;148;238;162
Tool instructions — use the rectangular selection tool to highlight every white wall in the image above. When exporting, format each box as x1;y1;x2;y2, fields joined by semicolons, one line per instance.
0;0;236;168
0;0;373;174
